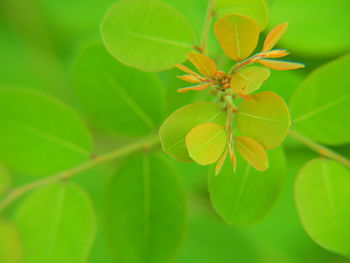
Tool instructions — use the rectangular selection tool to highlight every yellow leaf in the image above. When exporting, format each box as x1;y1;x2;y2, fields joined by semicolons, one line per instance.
177;83;211;93
235;136;268;171
215;149;228;175
258;59;305;70
187;51;217;77
262;23;288;52
229;146;237;172
176;64;201;78
264;49;289;59
214;14;259;61
177;74;202;83
230;66;270;95
186;123;227;165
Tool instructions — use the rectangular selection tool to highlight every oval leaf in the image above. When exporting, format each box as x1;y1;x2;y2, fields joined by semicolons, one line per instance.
230;66;270;95
72;43;163;136
14;182;96;263
0;218;22;263
101;0;196;72
262;23;288;52
214;14;259;61
187;51;217;77
236;91;291;149
290;54;350;145
235;136;268;171
295;159;350;256
0;88;92;176
258;59;305;70
160;102;226;162
209;147;285;225
0;163;11;195
186;123;227;165
105;154;186;263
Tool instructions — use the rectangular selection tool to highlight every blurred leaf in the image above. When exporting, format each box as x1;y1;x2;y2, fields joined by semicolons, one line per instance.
0;163;11;195
231;66;270;95
290;54;350;145
186;51;217;77
295;159;350;257
14;182;96;263
209;146;285;225
214;0;269;31
236;91;291;149
101;0;196;72
160;102;226;162
105;153;186;263
0;218;22;263
0;88;92;176
262;23;288;52
258;59;305;70
186;123;226;165
72;43;163;136
269;0;350;56
214;14;259;61
235;136;268;172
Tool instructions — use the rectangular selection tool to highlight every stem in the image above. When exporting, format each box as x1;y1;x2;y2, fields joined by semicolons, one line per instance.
288;130;350;168
0;134;160;212
200;0;215;54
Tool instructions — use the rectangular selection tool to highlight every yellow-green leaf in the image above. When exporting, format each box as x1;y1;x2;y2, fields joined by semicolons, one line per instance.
214;14;259;61
187;51;217;77
258;59;305;70
186;123;227;165
215;149;228;175
262;23;288;52
235;136;268;171
236;91;290;149
0;218;22;263
230;66;270;95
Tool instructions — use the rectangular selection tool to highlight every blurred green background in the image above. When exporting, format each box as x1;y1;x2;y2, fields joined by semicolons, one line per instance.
0;0;349;262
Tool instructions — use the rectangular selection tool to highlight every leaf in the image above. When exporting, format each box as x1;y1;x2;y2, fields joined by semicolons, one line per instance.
215;149;228;175
101;0;196;72
186;123;227;165
230;66;271;95
0;218;22;263
177;83;211;93
0;163;11;195
236;91;291;149
290;54;350;145
177;74;202;83
208;146;285;225
186;51;217;77
0;88;92;176
235;136;268;171
214;14;259;61
160;102;226;162
14;182;96;263
258;59;305;70
71;43;163;137
295;159;350;256
214;0;269;31
105;154;186;263
264;49;289;59
262;23;288;52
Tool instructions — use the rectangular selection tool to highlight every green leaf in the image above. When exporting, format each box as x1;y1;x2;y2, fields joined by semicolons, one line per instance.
214;0;269;31
160;102;226;162
236;91;290;149
214;14;259;61
105;154;186;263
72;43;163;136
0;163;11;195
0;218;22;263
208;146;285;225
186;123;226;165
101;0;196;72
295;159;350;256
14;182;96;263
290;54;350;145
0;88;92;176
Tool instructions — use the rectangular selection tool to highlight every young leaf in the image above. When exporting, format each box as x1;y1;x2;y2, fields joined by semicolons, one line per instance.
177;83;211;93
105;154;186;263
230;66;271;95
0;163;11;195
14;182;96;263
295;159;350;256
258;59;305;70
186;123;227;165
0;218;22;263
187;51;217;77
209;146;285;225
215;149;228;175
101;0;196;72
160;102;226;162
177;74;202;83
235;136;268;171
72;43;163;136
290;54;350;145
0;88;92;176
262;23;288;52
214;14;259;61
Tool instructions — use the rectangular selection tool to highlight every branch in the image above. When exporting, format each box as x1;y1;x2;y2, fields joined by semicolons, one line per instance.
288;130;350;168
0;134;160;212
200;0;215;54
